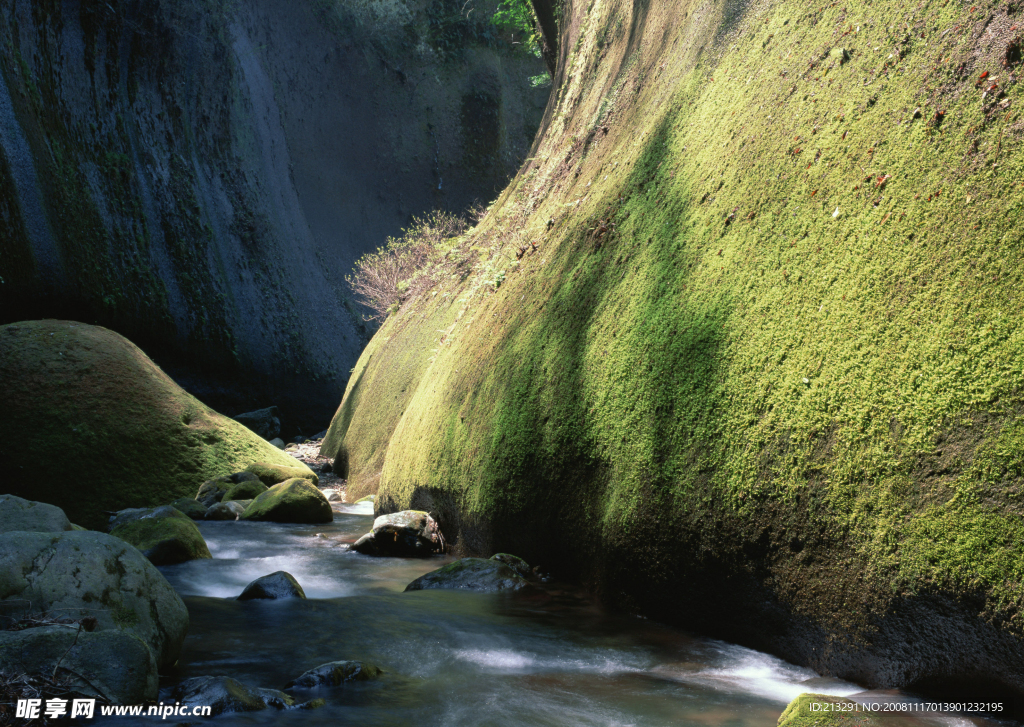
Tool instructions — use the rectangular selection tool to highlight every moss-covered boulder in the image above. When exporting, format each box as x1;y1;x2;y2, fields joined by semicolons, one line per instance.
491;553;531;578
205;500;246;521
170;676;295;716
108;505;183;532
241;479;332;524
0;321;305;530
169;497;208;520
111;509;212;565
284;660;382;689
237;571;306;601
196;471;262;508
778;695;881;727
222;480;269;502
0;494;71;534
0;626;158;704
405;558;529;592
245;462;318;488
0;530;188;669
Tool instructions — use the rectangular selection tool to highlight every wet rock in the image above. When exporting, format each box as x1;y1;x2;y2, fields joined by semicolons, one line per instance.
205;500;246;521
322;489;342;503
196;472;262;508
241;479;333;524
778;694;881;727
170;676;295;716
0;531;189;669
351;532;380;555
284;660;382;689
111;509;212;565
169;497;208;520
357;510;440;557
108;505;187;532
222;480;269;502
0;494;72;533
490;553;531;578
405;558;529;592
237;571;306;601
232;406;281;440
245;462;319;488
0;626;158;704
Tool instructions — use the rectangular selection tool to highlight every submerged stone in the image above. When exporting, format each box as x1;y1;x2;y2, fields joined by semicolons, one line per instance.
284;660;382;689
241;479;333;524
237;571;307;601
405;558;529;592
0;494;72;534
171;676;295;715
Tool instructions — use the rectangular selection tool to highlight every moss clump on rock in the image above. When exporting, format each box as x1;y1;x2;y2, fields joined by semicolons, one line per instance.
111;513;212;565
0;321;305;530
778;695;881;727
222;480;269;502
241;479;333;523
169;497;208;519
245;462;319;488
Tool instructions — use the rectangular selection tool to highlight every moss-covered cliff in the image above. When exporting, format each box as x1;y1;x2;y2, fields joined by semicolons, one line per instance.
325;0;1024;704
0;0;546;429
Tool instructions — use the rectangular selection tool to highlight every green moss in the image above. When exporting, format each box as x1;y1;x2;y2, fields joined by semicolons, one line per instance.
111;514;212;565
245;463;318;488
222;481;269;502
777;694;881;727
0;321;305;530
327;0;1024;645
241;478;333;523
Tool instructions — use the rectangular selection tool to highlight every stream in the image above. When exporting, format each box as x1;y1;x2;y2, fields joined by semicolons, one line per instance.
98;500;999;726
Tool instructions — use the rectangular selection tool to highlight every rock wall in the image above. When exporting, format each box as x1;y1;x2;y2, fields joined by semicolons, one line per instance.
0;0;547;432
324;0;1024;708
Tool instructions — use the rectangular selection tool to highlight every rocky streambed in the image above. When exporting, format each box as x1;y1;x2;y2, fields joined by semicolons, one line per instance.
4;476;1012;726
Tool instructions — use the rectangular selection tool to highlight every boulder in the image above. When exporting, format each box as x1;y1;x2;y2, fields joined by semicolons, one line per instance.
490;553;531;578
108;505;184;532
0;494;71;534
111;511;212;565
237;571;306;601
778;694;881;727
284;660;382;689
405;558;529;592
196;472;262;508
322;489;342;503
205;500;246;521
241;479;333;524
170;676;295;716
269;438;286;449
354;510;439;557
0;626;158;704
231;406;281;440
222;480;268;502
0;531;189;669
245;462;318;487
169;497;208;520
0;321;307;530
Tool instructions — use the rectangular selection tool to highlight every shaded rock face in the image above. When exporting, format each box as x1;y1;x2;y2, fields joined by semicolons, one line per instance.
0;321;308;530
241;479;333;524
233;406;281;440
237;571;306;601
284;661;381;689
0;494;71;533
405;558;529;592
205;500;246;521
0;530;189;669
0;626;158;705
171;676;295;716
169;497;208;520
196;471;263;507
111;512;212;565
0;0;547;430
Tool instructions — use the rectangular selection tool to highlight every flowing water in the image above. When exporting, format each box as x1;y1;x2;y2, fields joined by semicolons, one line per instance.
100;501;1001;726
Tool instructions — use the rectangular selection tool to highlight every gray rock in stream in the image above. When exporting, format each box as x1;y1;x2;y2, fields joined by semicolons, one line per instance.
171;676;297;715
237;571;306;600
0;494;72;533
205;500;246;521
405;558;530;592
352;510;440;557
0;625;158;704
284;660;382;689
0;530;189;669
